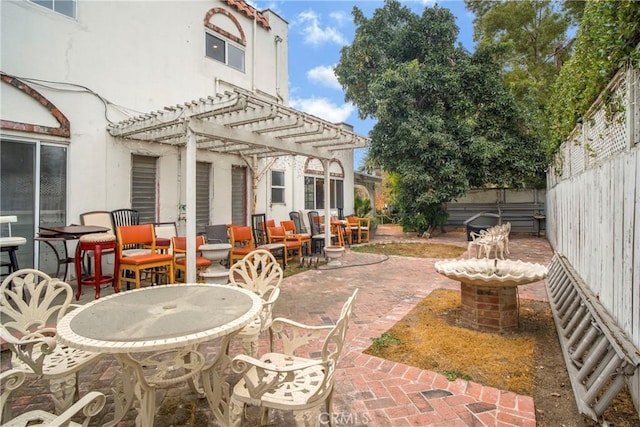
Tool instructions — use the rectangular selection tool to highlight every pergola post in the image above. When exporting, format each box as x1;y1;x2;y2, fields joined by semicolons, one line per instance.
324;159;331;248
185;119;197;283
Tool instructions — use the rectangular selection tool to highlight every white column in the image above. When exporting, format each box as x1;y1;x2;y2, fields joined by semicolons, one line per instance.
185;119;197;283
324;159;331;248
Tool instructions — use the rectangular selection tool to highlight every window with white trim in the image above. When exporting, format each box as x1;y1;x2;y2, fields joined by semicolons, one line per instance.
271;170;285;204
205;33;245;72
304;177;344;210
31;0;76;18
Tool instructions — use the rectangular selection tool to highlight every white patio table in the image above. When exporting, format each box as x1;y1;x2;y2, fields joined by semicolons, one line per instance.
56;283;261;427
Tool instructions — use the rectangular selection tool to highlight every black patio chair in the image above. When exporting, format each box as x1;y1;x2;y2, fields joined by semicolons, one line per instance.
289;211;307;234
307;211;326;254
250;214;286;267
111;209;140;228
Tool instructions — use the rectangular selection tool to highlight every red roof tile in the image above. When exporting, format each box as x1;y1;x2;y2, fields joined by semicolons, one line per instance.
224;0;270;30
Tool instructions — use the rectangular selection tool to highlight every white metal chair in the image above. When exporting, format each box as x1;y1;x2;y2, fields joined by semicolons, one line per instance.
467;223;510;259
228;250;283;357
229;289;358;427
0;269;102;414
0;369;106;427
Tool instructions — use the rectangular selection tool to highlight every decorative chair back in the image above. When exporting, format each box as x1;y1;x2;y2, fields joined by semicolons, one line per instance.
229;226;255;249
153;222;178;240
266;226;286;243
0;216;18;238
321;288;358;370
111;209;140;251
251;214;269;246
205;224;229;243
1;269;72;346
280;220;296;234
171;235;212;281
116;224;157;252
289;211;306;234
307;211;322;236
80;211;114;234
110;209;140;228
1;269;103;414
172;235;207;254
228;249;283;296
153;222;178;254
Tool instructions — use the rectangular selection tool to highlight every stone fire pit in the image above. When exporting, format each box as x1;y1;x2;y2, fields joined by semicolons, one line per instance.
434;258;548;332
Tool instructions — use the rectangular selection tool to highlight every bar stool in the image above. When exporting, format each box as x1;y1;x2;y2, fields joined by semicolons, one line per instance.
0;216;27;277
74;233;119;300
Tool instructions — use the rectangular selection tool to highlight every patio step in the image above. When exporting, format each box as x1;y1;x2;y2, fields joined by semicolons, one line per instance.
546;254;640;421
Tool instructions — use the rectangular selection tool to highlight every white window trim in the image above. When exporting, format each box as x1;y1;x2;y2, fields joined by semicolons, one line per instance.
271;170;285;205
30;0;77;19
205;31;245;72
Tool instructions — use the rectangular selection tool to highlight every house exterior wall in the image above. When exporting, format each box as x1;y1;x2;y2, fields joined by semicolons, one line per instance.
1;1;355;243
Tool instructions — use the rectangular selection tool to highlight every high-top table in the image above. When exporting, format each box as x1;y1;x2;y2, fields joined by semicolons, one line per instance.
35;225;110;280
56;283;262;427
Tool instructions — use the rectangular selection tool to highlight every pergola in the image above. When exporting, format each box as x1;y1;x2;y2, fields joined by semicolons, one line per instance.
108;86;370;282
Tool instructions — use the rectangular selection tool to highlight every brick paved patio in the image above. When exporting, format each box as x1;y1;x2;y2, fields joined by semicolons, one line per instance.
2;224;553;426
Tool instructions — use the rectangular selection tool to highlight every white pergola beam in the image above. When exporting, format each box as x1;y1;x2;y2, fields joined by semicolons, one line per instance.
189;118;332;160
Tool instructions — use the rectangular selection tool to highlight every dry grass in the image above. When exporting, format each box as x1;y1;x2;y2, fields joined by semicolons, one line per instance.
352;242;466;258
365;289;538;395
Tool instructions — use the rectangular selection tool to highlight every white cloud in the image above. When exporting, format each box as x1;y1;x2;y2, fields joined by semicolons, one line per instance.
295;10;347;46
290;97;354;123
307;65;341;90
329;10;349;27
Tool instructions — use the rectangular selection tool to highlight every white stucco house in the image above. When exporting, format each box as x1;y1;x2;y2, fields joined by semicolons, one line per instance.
0;0;369;279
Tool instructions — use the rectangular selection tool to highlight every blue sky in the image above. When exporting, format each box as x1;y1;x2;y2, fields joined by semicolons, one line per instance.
252;1;476;168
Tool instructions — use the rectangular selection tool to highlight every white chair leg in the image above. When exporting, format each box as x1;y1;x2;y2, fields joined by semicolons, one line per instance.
467;242;475;258
229;398;244;427
260;408;271;425
49;374;78;414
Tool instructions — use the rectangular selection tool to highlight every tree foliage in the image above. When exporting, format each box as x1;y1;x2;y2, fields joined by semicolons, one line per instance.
335;0;546;233
546;0;640;156
464;0;572;114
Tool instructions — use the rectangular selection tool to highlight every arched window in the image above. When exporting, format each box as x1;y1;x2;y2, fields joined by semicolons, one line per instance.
303;159;344;210
203;8;246;72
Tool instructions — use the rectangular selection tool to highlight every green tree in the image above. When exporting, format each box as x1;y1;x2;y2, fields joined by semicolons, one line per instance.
464;0;572;110
335;0;546;234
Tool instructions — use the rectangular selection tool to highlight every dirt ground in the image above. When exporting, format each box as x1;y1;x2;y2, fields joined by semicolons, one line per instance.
364;288;639;427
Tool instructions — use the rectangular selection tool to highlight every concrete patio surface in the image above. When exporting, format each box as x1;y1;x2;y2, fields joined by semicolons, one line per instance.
2;224;553;426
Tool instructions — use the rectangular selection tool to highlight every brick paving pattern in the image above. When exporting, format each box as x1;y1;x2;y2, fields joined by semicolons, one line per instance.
2;224;553;426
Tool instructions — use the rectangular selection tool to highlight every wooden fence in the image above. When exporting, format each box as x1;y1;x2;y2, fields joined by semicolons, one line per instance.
445;188;546;234
546;64;640;418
